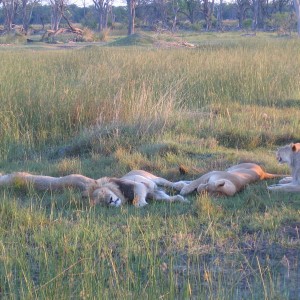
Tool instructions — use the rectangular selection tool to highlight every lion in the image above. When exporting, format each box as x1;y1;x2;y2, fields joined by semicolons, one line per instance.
88;170;190;207
180;163;280;197
0;170;189;207
268;143;300;191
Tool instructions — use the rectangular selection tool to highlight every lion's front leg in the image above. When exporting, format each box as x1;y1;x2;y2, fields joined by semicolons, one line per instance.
153;177;191;191
152;190;189;203
267;182;300;192
278;176;293;184
132;183;148;207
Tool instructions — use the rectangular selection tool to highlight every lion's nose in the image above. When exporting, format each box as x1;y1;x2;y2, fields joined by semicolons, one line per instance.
109;197;119;204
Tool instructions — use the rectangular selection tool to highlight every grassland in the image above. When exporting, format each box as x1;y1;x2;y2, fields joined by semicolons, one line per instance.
0;31;300;299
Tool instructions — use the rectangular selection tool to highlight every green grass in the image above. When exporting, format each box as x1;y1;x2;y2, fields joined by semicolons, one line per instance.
0;31;300;299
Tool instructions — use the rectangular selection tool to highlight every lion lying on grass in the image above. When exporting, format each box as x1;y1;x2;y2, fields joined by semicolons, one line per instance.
88;170;190;207
0;170;189;208
268;143;300;192
180;163;279;197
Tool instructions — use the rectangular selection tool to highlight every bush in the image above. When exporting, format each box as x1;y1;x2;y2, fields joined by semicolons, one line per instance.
99;28;110;41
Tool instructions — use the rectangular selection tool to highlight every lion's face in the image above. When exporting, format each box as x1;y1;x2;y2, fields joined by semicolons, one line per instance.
276;145;293;164
197;180;237;196
91;187;122;207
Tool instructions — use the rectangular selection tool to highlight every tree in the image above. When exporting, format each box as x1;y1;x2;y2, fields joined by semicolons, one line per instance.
93;0;112;31
251;0;267;30
235;0;251;28
216;0;223;30
21;0;40;32
294;0;300;35
127;0;136;34
183;0;200;24
170;0;180;31
49;0;68;30
201;0;215;30
2;0;18;31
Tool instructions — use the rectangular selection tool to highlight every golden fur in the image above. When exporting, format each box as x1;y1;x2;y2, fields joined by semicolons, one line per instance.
0;172;97;192
268;143;300;191
90;170;190;207
180;163;279;197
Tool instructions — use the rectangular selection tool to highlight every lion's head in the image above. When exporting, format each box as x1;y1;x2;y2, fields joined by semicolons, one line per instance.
197;179;237;196
91;187;122;207
276;143;300;165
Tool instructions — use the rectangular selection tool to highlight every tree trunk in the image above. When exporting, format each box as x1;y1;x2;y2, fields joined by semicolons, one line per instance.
294;0;300;36
98;13;103;31
171;0;179;32
3;0;17;31
217;0;223;30
21;0;35;33
127;0;135;35
50;0;64;31
252;0;258;30
202;0;215;31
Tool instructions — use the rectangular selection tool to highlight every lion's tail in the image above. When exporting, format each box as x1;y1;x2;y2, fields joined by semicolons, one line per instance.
263;173;288;180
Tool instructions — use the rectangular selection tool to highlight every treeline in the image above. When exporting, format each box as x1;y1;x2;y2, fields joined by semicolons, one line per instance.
0;0;297;35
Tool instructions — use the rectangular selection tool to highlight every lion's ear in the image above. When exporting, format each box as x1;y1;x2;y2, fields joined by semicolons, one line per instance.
215;180;226;187
292;144;297;152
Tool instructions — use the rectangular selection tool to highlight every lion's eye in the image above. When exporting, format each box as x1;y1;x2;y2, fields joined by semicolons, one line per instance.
109;196;113;203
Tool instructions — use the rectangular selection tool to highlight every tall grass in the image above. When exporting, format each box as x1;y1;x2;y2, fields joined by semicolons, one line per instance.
0;38;300;158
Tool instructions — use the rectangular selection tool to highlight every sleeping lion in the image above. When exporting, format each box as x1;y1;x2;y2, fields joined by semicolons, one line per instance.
0;170;189;208
268;143;300;191
180;163;279;197
89;170;190;207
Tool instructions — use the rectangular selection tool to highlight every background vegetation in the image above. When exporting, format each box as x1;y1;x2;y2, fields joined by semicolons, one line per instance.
0;32;300;299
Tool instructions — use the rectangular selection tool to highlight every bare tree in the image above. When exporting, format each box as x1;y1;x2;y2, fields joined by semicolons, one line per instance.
2;0;18;31
93;0;113;31
251;0;268;30
295;0;300;35
201;0;215;30
49;0;68;31
21;0;40;32
216;0;223;30
235;0;251;28
171;0;180;31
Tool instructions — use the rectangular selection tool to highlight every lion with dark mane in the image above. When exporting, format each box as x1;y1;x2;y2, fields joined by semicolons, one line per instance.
89;170;189;207
0;170;189;207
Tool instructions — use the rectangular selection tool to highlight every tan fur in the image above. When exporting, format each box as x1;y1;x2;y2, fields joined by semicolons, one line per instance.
0;172;97;192
180;163;280;197
91;170;190;207
268;143;300;192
